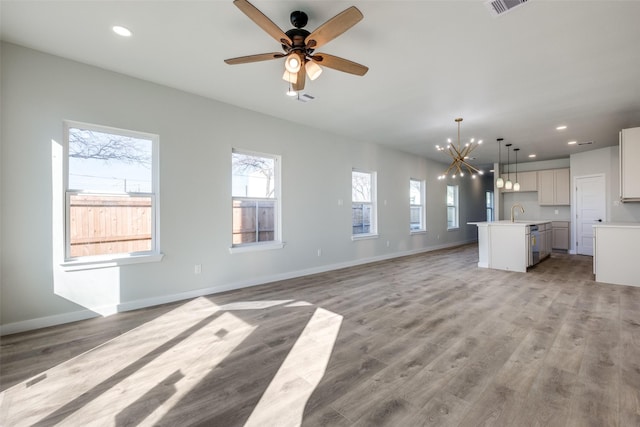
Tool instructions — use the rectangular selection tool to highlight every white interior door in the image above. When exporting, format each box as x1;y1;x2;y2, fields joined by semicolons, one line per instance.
575;174;606;256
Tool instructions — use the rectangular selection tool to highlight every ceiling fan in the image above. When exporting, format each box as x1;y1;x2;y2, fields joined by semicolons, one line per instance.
224;0;369;91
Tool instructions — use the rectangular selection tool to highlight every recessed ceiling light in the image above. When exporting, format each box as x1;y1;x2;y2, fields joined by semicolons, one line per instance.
112;25;132;37
568;141;577;145
528;154;536;158
556;125;567;130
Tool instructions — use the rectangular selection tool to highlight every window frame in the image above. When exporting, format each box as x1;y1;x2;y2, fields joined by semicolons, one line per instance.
446;184;459;230
230;148;283;253
486;190;495;222
351;169;378;240
410;178;426;233
61;120;162;269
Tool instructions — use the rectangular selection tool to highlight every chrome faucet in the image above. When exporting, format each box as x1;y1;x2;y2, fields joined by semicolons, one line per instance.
511;203;525;222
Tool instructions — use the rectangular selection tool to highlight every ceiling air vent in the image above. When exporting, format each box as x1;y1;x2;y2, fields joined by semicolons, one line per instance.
485;0;529;17
578;141;594;146
294;93;315;103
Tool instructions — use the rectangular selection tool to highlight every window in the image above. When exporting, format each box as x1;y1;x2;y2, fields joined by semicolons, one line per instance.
410;179;425;232
352;170;377;237
65;122;159;261
447;184;459;229
232;150;281;248
486;191;494;221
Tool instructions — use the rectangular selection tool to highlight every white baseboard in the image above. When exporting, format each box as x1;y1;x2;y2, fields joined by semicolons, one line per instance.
1;240;475;336
0;309;99;336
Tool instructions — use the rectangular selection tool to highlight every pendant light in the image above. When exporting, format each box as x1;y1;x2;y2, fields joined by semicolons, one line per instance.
505;143;513;190
513;148;520;191
496;138;504;188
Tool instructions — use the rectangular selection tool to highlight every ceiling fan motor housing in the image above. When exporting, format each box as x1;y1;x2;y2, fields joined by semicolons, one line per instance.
284;28;311;51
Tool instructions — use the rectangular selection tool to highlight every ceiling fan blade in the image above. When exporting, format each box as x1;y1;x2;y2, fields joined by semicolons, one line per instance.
233;0;291;45
311;53;368;76
305;6;363;50
292;65;306;91
224;52;284;65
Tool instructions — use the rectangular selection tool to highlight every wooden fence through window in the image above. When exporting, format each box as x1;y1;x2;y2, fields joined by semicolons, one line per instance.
232;200;274;244
69;194;152;257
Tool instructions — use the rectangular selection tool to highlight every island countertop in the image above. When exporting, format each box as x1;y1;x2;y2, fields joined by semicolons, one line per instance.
468;220;551;227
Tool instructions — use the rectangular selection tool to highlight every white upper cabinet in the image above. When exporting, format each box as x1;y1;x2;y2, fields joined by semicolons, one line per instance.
501;170;537;192
538;168;570;205
620;127;640;201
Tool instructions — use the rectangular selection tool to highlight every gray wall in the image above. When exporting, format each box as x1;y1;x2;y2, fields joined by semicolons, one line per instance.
0;43;490;333
570;146;640;252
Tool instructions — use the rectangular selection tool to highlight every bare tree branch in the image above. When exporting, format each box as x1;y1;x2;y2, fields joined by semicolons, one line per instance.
232;154;275;198
69;129;151;168
352;173;371;202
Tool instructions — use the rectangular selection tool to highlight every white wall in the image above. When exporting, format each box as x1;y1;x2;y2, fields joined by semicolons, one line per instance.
0;43;487;333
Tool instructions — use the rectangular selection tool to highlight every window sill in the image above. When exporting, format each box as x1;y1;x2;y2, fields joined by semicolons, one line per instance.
447;227;460;231
411;230;427;235
351;233;379;241
229;241;285;254
61;253;164;271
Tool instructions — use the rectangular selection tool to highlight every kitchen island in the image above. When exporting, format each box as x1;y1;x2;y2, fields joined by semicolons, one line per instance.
469;220;552;272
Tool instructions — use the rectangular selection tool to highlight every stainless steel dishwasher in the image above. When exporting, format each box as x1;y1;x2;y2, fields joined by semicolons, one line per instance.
530;225;540;266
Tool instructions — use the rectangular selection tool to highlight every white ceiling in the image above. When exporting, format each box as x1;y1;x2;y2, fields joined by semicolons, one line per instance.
2;0;640;170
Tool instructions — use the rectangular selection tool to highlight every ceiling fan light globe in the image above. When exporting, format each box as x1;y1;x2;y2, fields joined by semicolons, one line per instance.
306;61;323;80
285;55;301;73
282;70;298;83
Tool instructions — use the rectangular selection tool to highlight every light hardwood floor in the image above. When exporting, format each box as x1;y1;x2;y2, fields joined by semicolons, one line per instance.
1;244;640;426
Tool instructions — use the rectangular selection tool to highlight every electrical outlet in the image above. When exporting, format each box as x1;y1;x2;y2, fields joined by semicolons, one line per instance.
194;264;202;275
317;249;322;257
386;240;390;247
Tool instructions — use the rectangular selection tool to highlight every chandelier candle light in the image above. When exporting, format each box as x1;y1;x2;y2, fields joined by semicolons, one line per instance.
436;118;484;180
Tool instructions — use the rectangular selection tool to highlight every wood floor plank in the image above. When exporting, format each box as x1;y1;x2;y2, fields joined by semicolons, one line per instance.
1;246;638;426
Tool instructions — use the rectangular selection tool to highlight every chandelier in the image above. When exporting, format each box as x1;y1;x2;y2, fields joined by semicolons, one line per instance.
436;118;484;180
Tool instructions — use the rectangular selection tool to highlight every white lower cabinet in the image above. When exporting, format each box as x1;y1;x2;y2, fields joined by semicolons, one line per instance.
593;223;640;286
551;221;570;251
